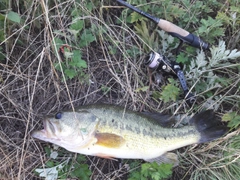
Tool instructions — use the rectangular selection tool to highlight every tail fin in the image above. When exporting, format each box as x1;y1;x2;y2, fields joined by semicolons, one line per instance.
190;110;228;143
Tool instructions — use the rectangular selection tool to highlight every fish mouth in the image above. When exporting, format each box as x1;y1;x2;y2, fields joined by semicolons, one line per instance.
31;127;47;140
44;118;56;134
31;119;55;140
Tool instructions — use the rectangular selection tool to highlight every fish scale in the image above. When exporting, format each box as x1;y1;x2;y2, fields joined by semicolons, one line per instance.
32;104;228;163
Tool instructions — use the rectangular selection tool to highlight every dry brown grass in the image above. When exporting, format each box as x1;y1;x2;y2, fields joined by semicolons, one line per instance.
0;1;147;179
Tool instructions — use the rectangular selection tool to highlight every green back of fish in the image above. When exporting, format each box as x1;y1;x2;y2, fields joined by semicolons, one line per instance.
76;104;228;144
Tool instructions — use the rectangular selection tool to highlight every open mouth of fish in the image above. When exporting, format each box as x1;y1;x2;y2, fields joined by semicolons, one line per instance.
31;118;55;140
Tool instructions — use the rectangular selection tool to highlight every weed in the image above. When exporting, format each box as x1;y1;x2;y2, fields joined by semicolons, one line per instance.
185;40;240;104
52;3;97;81
197;16;225;44
54;44;88;80
117;0;240;106
185;131;240;180
0;5;22;61
128;161;173;180
35;146;91;180
222;112;240;130
160;78;180;103
101;85;111;95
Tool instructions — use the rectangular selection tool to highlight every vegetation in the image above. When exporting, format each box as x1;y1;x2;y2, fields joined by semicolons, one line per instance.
128;161;173;180
35;146;91;180
0;0;239;179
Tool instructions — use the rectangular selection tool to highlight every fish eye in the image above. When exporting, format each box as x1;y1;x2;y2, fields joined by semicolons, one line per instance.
55;112;62;119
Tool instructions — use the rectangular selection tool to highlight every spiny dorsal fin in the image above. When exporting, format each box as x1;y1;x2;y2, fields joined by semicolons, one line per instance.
95;132;126;148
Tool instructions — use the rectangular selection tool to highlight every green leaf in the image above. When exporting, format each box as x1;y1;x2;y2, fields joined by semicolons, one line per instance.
141;163;151;177
71;164;91;180
0;13;5;21
128;171;142;180
176;52;189;64
126;45;142;57
215;77;230;87
197;16;225;43
210;40;240;66
135;86;149;93
7;11;21;23
71;168;83;178
134;21;150;42
64;69;77;79
68;29;79;39
0;46;5;61
70;50;87;68
0;20;4;41
157;163;173;179
151;172;162;180
152;91;162;99
54;62;66;71
160;79;180;103
71;59;87;68
76;154;87;162
63;50;73;60
101;85;111;95
71;8;78;17
86;2;94;12
70;19;84;31
46;160;55;168
130;12;147;23
79;31;96;47
53;38;64;53
222;112;240;129
222;113;233;122
140;162;172;180
44;146;51;157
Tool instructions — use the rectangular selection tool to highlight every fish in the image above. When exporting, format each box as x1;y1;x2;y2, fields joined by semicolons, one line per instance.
31;104;228;165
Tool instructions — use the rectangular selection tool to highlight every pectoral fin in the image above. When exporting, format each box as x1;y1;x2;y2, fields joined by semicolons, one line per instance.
145;152;179;167
95;132;126;148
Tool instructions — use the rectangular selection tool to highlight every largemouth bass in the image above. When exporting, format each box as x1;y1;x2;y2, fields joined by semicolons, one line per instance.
32;104;227;163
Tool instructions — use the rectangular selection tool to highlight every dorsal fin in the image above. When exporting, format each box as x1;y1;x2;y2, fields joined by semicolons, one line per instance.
141;112;176;127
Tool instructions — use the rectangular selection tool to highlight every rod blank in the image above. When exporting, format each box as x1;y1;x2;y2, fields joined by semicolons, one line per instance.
116;0;209;50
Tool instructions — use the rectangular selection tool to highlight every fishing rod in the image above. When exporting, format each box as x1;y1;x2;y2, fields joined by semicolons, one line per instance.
116;0;210;50
116;0;201;106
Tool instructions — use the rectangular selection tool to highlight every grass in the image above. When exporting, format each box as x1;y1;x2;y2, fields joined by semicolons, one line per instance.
0;0;239;179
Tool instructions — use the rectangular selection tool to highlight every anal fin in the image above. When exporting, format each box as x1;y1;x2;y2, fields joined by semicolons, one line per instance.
145;152;179;167
94;153;118;161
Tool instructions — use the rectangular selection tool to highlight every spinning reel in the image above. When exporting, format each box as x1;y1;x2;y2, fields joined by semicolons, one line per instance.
116;0;210;106
144;51;195;106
